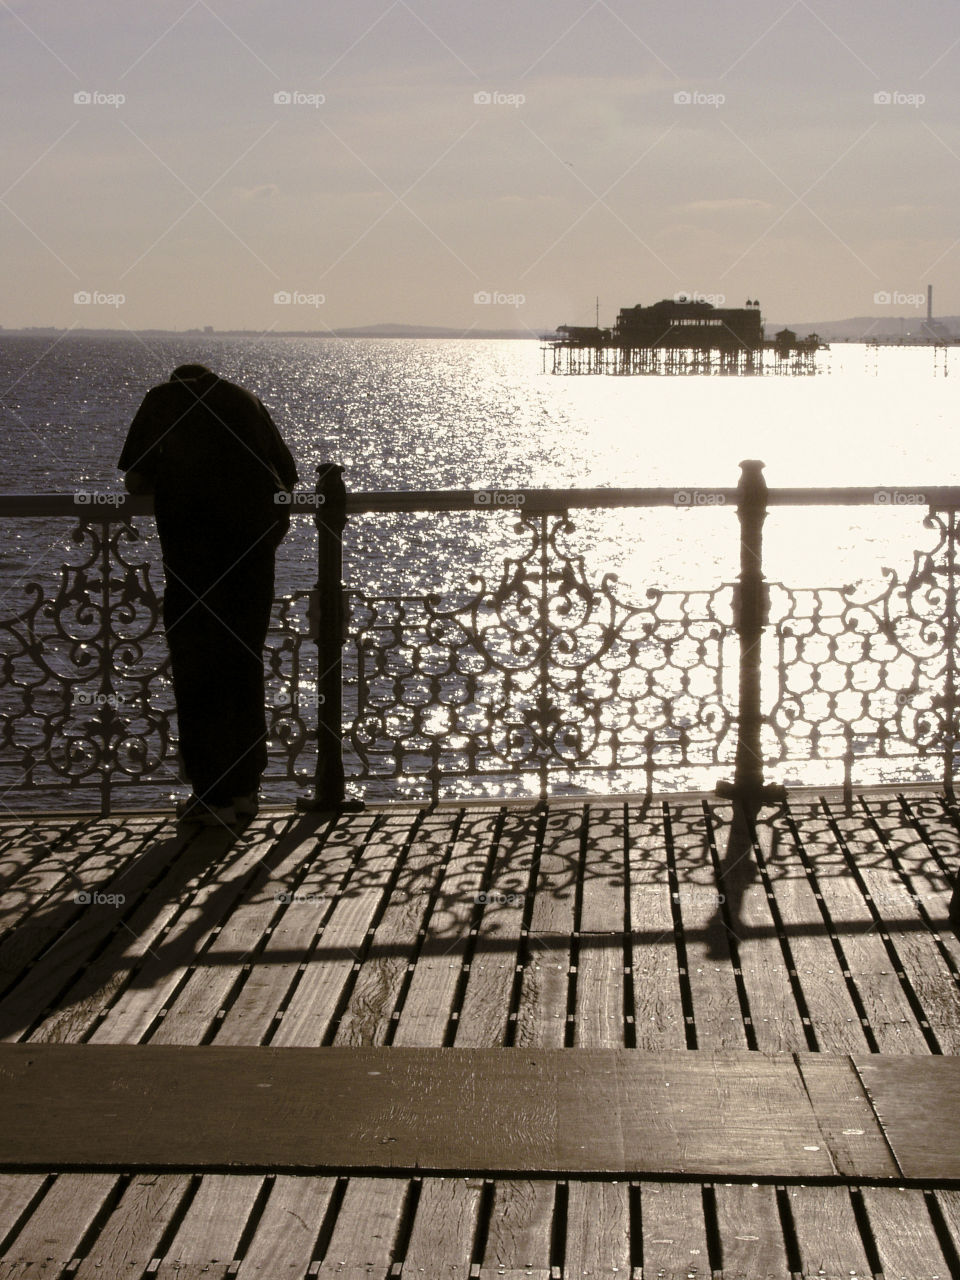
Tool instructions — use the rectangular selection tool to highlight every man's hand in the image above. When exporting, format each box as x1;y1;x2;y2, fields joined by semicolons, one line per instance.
123;470;153;495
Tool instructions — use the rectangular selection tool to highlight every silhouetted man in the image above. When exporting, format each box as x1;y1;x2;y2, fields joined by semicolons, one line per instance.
118;364;298;825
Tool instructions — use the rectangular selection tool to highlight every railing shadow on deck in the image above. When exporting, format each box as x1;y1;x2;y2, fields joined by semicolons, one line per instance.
1;792;958;1042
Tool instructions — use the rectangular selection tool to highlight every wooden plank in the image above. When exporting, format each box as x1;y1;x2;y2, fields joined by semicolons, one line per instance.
579;804;627;934
795;1053;899;1178
713;803;811;1054
0;1174;117;1277
826;799;960;1051
478;1180;554;1280
564;1181;631;1276
574;937;625;1047
786;799;929;1052
785;1184;873;1280
88;820;291;1045
1;821;212;1043
933;1189;960;1270
234;1174;336;1277
334;810;460;1047
627;802;686;1050
712;1182;790;1278
638;1181;710;1280
516;806;581;1049
318;1178;408;1276
155;1173;263;1280
216;815;369;1045
392;810;501;1047
0;1176;46;1246
860;1186;955;1278
0;1045;868;1178
758;810;873;1053
455;807;539;1048
271;814;406;1047
400;1177;484;1273
854;1053;960;1180
72;1173;192;1280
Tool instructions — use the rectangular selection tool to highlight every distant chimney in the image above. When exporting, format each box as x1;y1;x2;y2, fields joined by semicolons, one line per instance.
928;284;933;321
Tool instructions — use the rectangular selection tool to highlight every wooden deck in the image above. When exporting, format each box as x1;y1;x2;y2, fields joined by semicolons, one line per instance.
0;789;959;1277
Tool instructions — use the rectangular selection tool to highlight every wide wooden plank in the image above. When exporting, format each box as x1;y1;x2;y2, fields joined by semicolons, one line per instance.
638;1181;710;1280
0;1045;874;1177
860;1186;955;1278
318;1177;408;1275
666;801;749;1048
334;810;460;1047
455;807;540;1048
854;1053;960;1179
564;1180;631;1276
392;810;501;1047
785;1184;874;1280
235;1174;336;1277
0;1173;117;1276
627;802;686;1050
795;1052;899;1178
72;1173;191;1280
478;1179;554;1280
713;1182;790;1278
400;1177;483;1273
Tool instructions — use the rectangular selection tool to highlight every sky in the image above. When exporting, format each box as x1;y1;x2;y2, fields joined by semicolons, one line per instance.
2;0;959;332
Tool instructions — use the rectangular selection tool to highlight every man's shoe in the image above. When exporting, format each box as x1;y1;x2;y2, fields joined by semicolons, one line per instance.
176;795;238;827
232;791;260;816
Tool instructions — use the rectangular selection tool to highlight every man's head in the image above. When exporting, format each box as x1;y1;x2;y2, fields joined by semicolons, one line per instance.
170;363;214;382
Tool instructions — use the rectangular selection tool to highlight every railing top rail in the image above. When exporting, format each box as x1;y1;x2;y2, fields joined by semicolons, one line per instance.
2;485;960;518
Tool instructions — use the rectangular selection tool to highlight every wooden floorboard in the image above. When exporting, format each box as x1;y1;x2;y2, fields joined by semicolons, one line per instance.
0;791;956;1277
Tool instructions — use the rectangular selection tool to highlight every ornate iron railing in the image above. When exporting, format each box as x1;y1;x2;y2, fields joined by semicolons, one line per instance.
1;465;959;816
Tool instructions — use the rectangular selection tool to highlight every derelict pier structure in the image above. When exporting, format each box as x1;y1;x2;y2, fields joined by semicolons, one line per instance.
543;297;821;375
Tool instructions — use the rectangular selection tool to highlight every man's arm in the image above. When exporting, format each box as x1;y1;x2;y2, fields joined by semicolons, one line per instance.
118;387;164;491
255;397;299;491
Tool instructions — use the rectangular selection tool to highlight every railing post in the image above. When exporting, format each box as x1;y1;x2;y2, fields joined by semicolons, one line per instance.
298;464;363;812
716;459;785;811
